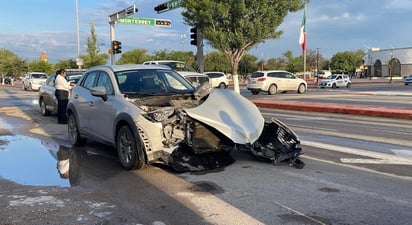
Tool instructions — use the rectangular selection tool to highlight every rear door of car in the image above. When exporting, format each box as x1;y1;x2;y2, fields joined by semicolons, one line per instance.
267;72;284;91
283;72;299;90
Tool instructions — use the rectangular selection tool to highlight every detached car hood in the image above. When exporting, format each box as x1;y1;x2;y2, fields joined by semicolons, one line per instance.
185;89;264;144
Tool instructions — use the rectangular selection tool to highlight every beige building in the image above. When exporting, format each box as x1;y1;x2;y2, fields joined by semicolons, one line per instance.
365;47;412;78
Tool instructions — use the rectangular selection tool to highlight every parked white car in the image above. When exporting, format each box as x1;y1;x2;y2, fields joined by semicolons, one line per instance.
22;72;48;91
319;74;351;88
204;72;228;88
247;70;307;95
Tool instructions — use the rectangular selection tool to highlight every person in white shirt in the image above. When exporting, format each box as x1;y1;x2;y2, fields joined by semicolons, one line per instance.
54;69;74;124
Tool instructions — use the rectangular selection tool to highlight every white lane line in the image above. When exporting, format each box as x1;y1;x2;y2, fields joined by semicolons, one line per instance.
391;149;412;158
302;140;412;165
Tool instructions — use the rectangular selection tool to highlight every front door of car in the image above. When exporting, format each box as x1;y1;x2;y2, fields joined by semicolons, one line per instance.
90;72;117;143
73;71;99;132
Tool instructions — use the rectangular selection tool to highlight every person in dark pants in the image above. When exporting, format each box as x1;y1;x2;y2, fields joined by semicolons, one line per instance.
54;69;74;124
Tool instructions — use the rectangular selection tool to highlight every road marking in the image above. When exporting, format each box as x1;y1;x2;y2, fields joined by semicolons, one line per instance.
302;140;412;165
391;149;412;158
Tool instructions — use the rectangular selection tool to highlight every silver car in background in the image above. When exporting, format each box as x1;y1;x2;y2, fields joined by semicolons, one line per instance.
67;64;304;172
38;70;84;116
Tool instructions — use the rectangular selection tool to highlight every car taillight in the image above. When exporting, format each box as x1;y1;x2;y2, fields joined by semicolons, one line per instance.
257;77;266;82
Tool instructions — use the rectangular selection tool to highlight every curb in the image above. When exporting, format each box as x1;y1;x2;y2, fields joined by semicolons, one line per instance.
251;100;412;120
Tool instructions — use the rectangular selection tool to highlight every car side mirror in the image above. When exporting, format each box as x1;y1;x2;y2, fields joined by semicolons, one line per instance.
90;86;108;101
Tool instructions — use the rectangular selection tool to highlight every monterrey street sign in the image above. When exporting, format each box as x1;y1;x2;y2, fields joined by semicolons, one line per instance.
117;17;171;27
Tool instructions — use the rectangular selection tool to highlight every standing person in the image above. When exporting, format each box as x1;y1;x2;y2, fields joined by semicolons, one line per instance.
54;69;74;124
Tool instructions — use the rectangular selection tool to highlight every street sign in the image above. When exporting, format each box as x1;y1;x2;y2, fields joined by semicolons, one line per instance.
109;5;138;23
117;17;171;27
117;17;155;26
167;0;182;11
154;0;181;13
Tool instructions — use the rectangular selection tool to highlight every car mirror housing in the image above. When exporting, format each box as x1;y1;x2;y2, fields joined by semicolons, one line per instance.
91;86;108;101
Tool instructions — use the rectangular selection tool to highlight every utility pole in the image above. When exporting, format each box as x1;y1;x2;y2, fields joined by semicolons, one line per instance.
316;48;319;84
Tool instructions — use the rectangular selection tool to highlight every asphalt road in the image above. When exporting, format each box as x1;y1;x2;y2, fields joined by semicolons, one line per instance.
0;84;411;225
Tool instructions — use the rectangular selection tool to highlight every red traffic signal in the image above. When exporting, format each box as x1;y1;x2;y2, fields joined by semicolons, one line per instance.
190;27;198;46
112;40;122;54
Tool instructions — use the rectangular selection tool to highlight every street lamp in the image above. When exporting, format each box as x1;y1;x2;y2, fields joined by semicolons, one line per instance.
389;49;393;83
75;0;82;69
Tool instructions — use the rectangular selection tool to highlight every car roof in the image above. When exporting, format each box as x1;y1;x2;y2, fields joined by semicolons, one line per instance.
143;60;184;63
177;71;208;77
87;64;171;72
255;70;290;73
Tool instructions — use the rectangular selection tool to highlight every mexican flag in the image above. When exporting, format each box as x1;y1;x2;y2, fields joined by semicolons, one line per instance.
299;9;306;55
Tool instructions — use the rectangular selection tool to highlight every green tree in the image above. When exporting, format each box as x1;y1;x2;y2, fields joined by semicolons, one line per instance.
0;49;27;77
150;49;197;69
81;23;109;68
55;59;77;70
204;51;230;72
28;60;54;75
117;49;151;64
181;0;306;76
330;50;364;73
239;53;258;76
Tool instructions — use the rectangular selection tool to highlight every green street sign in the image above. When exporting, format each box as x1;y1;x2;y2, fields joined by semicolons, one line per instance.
117;17;155;26
167;0;182;10
117;17;171;27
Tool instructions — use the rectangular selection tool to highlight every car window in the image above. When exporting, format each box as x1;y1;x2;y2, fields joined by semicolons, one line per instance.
116;69;194;94
96;72;114;95
82;72;98;89
250;72;264;78
46;74;56;86
32;73;47;79
284;73;295;79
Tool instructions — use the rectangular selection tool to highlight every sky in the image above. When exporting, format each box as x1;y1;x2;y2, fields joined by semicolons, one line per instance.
1;0;412;64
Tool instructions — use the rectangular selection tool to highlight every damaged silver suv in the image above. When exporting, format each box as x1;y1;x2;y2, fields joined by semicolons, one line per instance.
67;64;304;172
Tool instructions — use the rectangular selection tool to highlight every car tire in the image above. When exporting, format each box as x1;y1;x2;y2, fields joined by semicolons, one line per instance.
39;98;51;116
68;113;87;146
405;83;408;86
332;83;337;89
297;83;306;94
218;82;226;89
28;84;32;91
251;90;260;95
268;84;277;95
117;125;145;170
346;82;351;88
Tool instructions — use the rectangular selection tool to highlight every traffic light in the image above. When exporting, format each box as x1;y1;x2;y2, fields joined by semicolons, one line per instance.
112;40;122;54
154;3;168;13
190;27;198;46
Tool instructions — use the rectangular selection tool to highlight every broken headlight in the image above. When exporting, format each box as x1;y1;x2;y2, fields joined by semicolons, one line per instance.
144;107;175;122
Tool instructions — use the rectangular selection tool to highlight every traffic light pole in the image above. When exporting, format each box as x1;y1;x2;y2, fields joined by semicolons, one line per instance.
110;23;116;65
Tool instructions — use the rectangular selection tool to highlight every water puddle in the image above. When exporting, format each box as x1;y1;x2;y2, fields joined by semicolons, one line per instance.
0;134;70;187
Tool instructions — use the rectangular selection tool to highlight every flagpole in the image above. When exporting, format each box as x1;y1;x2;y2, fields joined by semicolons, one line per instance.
303;2;307;80
299;1;307;79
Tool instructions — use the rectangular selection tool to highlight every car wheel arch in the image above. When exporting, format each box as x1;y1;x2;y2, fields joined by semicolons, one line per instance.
268;83;278;95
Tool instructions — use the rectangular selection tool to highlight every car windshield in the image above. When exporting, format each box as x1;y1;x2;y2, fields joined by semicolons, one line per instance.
116;69;195;94
328;75;338;79
32;73;47;79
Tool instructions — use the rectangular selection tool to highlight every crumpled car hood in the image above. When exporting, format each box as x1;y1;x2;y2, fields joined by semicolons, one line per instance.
185;89;264;144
